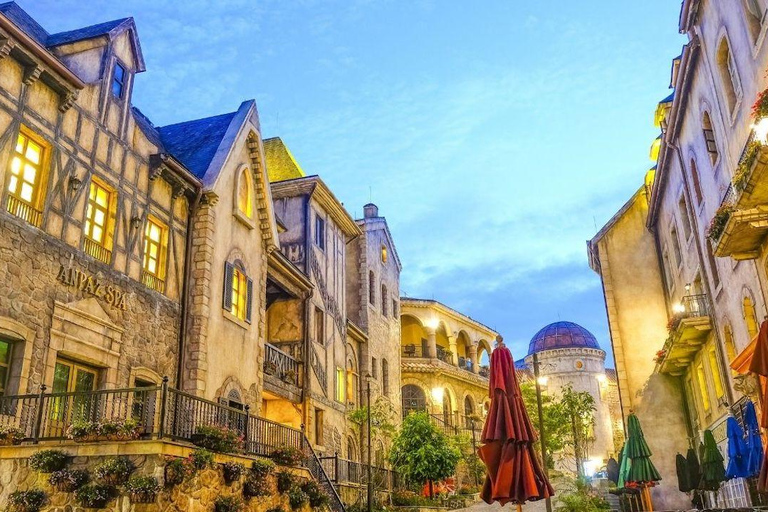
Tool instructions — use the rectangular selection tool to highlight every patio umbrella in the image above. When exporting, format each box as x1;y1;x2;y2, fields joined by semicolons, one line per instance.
686;446;701;490
676;453;692;492
607;456;619;484
699;430;726;491
617;444;631;489
478;337;553;509
624;413;660;510
725;417;749;479
744;400;763;477
749;320;768;491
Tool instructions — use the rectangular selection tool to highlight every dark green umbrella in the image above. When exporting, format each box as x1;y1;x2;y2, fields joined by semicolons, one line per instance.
607;456;620;485
617;443;631;489
676;453;691;492
625;413;661;484
686;447;701;490
699;430;726;491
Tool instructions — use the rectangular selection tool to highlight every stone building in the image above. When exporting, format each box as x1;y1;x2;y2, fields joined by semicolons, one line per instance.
589;0;768;508
518;321;623;476
399;298;495;430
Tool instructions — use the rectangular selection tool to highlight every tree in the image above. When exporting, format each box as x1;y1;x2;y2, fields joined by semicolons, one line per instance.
520;381;569;469
348;397;398;496
389;412;461;498
559;384;596;477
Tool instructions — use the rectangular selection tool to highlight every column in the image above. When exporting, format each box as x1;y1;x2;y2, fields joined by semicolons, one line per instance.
448;335;458;366
427;328;437;358
468;343;479;374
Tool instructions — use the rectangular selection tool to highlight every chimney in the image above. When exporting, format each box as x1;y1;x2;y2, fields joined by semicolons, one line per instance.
363;203;378;218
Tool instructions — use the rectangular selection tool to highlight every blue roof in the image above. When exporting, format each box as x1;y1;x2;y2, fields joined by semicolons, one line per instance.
47;18;131;47
528;321;601;355
157;112;238;179
0;2;48;45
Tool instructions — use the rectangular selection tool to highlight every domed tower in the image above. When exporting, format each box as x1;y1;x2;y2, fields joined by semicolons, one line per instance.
524;321;617;473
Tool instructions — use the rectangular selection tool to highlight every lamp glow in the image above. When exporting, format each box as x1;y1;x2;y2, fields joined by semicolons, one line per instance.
537;376;549;387
672;303;685;314
753;117;768;144
425;317;439;330
596;374;607;385
431;387;444;403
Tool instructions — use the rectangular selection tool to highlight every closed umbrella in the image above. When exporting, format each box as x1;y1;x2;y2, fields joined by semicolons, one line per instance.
607;456;619;485
749;320;768;491
699;430;726;491
744;400;763;477
624;413;660;510
725;417;750;479
617;444;631;489
686;447;701;490
478;337;553;510
676;453;691;492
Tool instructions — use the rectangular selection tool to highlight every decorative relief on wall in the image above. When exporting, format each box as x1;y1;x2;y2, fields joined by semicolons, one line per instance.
309;251;344;341
282;243;304;265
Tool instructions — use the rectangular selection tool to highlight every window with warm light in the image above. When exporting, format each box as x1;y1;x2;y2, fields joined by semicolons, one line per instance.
707;347;724;399
229;265;249;322
6;129;47;227
696;363;710;413
237;168;253;219
142;217;168;292
716;36;741;114
381;245;387;264
744;295;759;338
335;367;345;403
83;178;116;264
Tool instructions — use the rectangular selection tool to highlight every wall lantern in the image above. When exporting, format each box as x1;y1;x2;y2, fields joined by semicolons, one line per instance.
431;387;444;403
130;216;142;230
68;175;82;193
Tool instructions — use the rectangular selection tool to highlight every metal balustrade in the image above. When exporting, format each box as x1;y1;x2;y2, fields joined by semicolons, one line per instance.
264;343;301;386
319;454;399;490
678;294;711;319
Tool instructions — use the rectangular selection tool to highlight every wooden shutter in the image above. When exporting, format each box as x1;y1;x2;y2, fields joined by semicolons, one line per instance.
245;277;254;324
223;262;234;311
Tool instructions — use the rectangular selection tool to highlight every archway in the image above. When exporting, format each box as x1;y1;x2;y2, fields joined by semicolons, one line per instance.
401;384;427;418
456;330;472;370
477;339;493;369
401;315;427;358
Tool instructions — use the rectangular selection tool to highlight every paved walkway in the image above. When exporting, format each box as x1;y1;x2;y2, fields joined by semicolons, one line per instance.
454;499;551;512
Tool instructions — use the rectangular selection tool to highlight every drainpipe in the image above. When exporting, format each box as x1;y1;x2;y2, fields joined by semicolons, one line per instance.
302;193;312;429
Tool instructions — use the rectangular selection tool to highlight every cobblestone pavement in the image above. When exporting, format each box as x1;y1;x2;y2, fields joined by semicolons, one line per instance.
453;499;551;512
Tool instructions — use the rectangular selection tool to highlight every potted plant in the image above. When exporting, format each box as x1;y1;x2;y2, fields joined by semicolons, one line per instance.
125;475;161;504
164;457;190;487
192;425;243;453
0;425;25;445
190;447;215;470
7;489;47;512
28;449;69;473
67;421;99;442
74;484;115;509
734;140;763;191
250;458;275;477
243;473;272;498
222;462;245;484
264;361;278;376
276;470;295;493
281;369;297;383
94;456;135;486
706;204;735;241
753;87;768;120
214;495;244;512
300;480;329;508
48;468;89;492
287;486;309;511
104;419;141;441
270;445;305;466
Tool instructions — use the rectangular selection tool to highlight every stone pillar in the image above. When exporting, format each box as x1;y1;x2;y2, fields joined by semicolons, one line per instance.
468;343;479;373
448;335;458;365
426;328;437;358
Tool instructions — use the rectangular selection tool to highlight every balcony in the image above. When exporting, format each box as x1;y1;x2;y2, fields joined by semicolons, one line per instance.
401;344;489;383
658;294;713;376
263;343;302;402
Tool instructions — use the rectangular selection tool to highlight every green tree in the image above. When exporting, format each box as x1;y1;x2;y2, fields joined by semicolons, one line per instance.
559;384;596;477
520;381;569;469
389;412;461;498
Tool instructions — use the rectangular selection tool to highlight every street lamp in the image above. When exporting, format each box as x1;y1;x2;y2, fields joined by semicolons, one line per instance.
532;352;552;512
366;373;373;512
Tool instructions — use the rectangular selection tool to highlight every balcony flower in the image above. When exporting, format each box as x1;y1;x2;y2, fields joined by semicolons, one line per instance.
734;141;763;191
706;204;735;241
753;87;768;120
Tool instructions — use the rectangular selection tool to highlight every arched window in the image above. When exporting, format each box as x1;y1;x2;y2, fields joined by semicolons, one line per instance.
464;395;474;419
702;112;719;164
743;294;759;338
381;284;388;316
724;324;737;376
689;158;703;205
347;437;357;462
670;225;682;267
401;385;426;418
237;167;253;218
382;359;389;394
744;0;764;42
716;36;741;114
346;358;358;405
442;390;452;426
369;271;375;304
381;245;388;264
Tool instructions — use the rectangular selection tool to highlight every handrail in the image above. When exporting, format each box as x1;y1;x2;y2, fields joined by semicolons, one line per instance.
303;434;346;512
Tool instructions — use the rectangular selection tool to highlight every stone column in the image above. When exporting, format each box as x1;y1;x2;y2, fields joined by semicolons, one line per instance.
426;328;437;358
468;343;479;374
448;335;458;365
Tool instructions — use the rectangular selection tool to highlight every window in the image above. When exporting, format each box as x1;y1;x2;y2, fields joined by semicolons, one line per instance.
142;216;168;292
724;325;737;376
371;357;378;379
83;178;116;263
401;385;427;418
744;0;764;42
716;37;741;114
381;245;388;264
315;307;324;344
707;347;725;399
369;271;375;304
696;363;711;413
702;112;718;163
662;250;674;293
689;159;703;206
679;196;692;241
131;378;155;422
315;409;324;445
335;367;345;403
705;243;720;289
223;261;253;323
315;216;325;250
237;168;253;219
392;299;398;318
50;358;98;423
6;129;47;226
112;62;127;99
744;295;759;338
382;359;389;395
346;364;357;404
0;339;11;396
381;284;388;316
670;226;682;268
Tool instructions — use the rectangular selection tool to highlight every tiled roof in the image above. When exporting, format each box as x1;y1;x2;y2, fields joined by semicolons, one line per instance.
264;137;306;182
0;2;48;44
47;18;131;47
528;321;601;355
157;112;238;180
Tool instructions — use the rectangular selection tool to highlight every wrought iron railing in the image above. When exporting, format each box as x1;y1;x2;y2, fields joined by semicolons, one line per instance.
435;346;453;364
678;294;711;319
141;271;166;293
303;436;346;512
401;344;425;358
319;454;399;490
264;343;301;386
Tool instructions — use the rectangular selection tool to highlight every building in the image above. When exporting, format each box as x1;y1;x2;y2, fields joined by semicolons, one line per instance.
518;321;623;476
589;0;768;508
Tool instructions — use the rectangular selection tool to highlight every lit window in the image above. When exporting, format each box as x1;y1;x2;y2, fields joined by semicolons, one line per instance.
237;168;253;218
336;367;345;403
142;217;168;292
744;295;759;338
696;364;710;412
230;266;248;321
0;339;11;396
346;365;357;404
7;130;46;226
83;178;116;263
315;216;325;250
112;62;127;99
381;245;388;264
707;348;724;399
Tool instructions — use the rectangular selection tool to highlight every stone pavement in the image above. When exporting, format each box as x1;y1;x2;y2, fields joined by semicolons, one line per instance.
453;499;550;512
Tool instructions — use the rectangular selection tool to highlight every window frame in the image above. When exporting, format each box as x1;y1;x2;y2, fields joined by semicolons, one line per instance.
234;166;255;227
142;215;169;292
223;261;253;325
6;127;49;227
111;61;127;99
315;215;326;250
0;338;12;396
335;367;345;403
83;176;117;264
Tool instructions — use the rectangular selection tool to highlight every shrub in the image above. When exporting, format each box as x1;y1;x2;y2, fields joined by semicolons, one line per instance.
192;425;243;453
214;495;244;512
391;489;432;506
125;475;161;504
706;204;735;241
0;425;25;445
243;473;272;497
164;457;191;486
287;486;309;510
270;445;305;466
48;468;89;492
276;469;295;493
267;507;285;512
251;458;276;477
222;462;246;484
300;480;328;508
190;448;215;470
74;484;115;508
7;489;47;512
28;449;68;473
66;419;141;442
94;456;135;485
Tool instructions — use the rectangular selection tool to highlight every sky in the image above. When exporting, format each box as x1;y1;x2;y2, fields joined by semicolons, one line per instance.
24;0;686;365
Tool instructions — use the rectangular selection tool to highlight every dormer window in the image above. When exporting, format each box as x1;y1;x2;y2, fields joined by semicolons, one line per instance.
112;62;127;99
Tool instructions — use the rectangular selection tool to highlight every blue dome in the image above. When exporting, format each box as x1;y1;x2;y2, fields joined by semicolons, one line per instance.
528;321;600;355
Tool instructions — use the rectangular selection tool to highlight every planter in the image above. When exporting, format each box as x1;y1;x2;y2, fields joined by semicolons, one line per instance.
165;465;186;486
100;474;124;486
222;464;244;484
129;491;157;504
0;437;22;446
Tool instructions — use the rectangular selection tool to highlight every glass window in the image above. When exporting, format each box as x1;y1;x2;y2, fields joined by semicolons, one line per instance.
744;295;759;338
689;159;703;206
0;339;11;396
83;178;116;263
381;284;388;316
112;62;126;99
707;347;725;399
142;217;168;292
381;245;387;264
703;112;718;164
315;307;324;344
7;129;46;226
371;357;378;378
315;216;325;250
335;367;345;403
237;168;253;218
230;266;248;321
679;196;692;240
716;37;741;113
696;363;710;413
670;226;682;267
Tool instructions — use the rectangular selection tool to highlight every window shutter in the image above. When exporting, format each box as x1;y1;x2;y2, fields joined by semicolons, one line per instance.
223;262;234;311
245;277;254;324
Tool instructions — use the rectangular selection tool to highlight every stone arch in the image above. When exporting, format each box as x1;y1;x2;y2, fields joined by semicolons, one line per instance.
477;338;493;367
347;435;359;462
129;366;162;386
234;163;254;220
463;393;475;420
401;314;427;357
401;382;428;418
456;330;472;364
215;375;249;407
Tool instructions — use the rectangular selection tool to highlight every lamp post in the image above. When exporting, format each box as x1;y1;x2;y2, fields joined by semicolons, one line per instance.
366;374;373;512
532;352;552;512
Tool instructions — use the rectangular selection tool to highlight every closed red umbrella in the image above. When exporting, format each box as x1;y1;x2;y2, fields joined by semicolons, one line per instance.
479;337;554;508
748;319;768;492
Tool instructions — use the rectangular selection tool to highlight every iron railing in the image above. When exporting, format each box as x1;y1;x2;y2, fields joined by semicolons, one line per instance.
264;343;301;386
83;237;112;264
303;436;346;512
401;344;426;358
141;271;166;293
319;454;399;490
678;294;711;319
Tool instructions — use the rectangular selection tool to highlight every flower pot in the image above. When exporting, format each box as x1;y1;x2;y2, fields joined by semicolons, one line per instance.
100;474;123;486
0;437;21;446
223;468;242;484
164;466;185;487
129;491;157;504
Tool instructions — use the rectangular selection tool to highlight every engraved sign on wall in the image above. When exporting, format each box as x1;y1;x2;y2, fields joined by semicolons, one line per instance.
57;264;127;310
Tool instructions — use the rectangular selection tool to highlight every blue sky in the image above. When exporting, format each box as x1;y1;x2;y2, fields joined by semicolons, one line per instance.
25;0;685;365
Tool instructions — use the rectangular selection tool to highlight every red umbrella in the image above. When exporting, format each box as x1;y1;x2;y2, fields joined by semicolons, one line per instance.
478;337;554;508
748;319;768;491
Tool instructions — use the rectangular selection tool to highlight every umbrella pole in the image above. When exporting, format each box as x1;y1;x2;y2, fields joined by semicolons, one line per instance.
644;486;654;512
516;505;522;512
